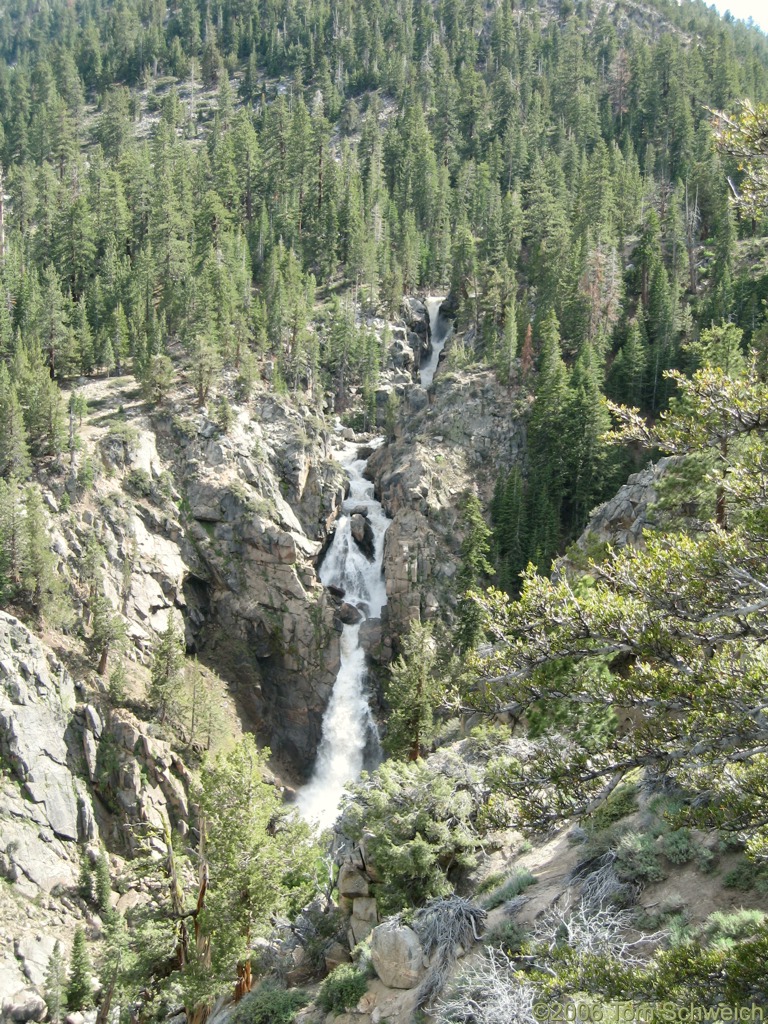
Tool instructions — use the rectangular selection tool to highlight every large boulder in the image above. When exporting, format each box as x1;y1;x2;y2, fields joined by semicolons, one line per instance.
5;989;47;1022
14;935;59;988
338;863;370;898
573;458;672;551
348;897;379;946
369;921;426;989
350;514;376;561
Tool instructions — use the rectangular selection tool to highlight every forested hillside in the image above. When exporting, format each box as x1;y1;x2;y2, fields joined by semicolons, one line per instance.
2;0;768;588
3;0;768;1021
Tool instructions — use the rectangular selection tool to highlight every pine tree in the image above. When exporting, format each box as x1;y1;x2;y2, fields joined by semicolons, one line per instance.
149;614;185;725
384;621;441;761
525;310;571;569
94;851;114;921
565;342;613;532
23;484;66;621
607;319;648;409
491;467;527;592
496;295;518;384
90;586;126;676
193;735;319;1002
0;368;31;481
0;479;28;603
77;850;94;903
66;927;93;1011
44;941;67;1024
455;492;493;652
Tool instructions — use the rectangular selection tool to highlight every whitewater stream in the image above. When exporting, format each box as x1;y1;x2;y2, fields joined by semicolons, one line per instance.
297;297;451;828
296;439;390;829
420;296;453;386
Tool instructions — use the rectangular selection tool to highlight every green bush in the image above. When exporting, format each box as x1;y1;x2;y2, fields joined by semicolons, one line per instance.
667;913;693;948
702;909;767;950
646;933;768;1002
614;831;665;884
476;871;507;895
484;918;529;954
581;821;632;862
481;868;538;910
231;981;309;1024
693;842;716;873
465;722;513;757
660;828;694;864
300;906;347;975
341;756;484;915
589;782;639;830
124;468;153;497
646;792;688;823
317;963;367;1014
723;856;768;892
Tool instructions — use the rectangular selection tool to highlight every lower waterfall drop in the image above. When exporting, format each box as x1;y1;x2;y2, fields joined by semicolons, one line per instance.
296;440;390;829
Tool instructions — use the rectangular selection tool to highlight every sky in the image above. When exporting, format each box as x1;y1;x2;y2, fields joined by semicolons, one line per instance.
710;0;768;33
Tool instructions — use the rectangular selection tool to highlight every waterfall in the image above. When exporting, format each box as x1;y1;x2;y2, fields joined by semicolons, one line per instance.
296;440;390;829
420;295;453;387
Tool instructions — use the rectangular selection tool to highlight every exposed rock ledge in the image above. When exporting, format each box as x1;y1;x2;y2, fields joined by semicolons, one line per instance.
368;368;526;644
0;613;99;1020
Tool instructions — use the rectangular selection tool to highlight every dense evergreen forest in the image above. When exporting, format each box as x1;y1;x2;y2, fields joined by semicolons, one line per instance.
2;0;768;596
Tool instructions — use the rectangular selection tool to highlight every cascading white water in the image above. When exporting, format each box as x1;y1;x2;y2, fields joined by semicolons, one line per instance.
296;440;390;829
420;295;453;387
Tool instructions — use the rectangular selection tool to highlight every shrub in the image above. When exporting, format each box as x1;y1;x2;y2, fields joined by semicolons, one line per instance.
317;963;367;1014
481;868;538;910
667;913;693;948
298;906;347;975
484;918;529;955
433;948;538;1024
589;782;639;830
231;981;309;1024
476;871;507;895
464;722;513;757
614;831;665;884
413;897;488;1007
340;755;484;914
702;909;767;950
660;828;693;864
580;820;633;862
646;933;768;1002
723;857;768;892
124;468;153;497
693;842;716;873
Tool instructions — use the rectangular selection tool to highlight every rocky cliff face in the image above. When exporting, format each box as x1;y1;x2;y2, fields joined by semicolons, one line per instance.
368;357;527;645
0;613;95;898
0;613;96;1020
156;392;346;776
42;374;350;780
0;610;207;1019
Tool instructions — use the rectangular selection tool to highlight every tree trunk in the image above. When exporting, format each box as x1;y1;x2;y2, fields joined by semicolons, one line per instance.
234;960;252;1002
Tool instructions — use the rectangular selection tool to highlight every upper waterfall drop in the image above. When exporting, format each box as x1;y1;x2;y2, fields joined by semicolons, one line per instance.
296;438;390;829
420;296;453;387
